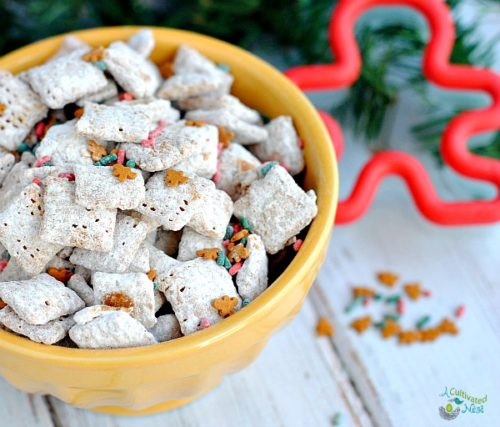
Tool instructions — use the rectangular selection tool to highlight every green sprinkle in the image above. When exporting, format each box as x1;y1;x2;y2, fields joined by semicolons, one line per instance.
240;216;252;232
94;60;107;71
153;281;159;291
224;257;232;269
216;250;226;267
125;159;136;168
242;298;250;307
344;296;363;313
217;63;230;73
385;295;401;304
239;237;247;245
331;412;342;426
374;321;385;328
261;161;278;177
259;112;270;124
224;225;234;240
44;162;54;167
373;293;383;301
384;313;400;322
416;315;431;330
99;153;117;166
17;142;30;153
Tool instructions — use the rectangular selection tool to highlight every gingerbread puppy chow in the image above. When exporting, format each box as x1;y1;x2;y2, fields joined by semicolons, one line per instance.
233;164;317;254
73;164;145;210
70;214;149;273
0;273;84;325
69;307;157;349
92;272;157;328
0;183;63;276
40;177;117;251
158;258;241;335
0;31;319;349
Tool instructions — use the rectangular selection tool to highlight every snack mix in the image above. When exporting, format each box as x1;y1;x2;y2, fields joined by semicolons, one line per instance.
0;30;317;349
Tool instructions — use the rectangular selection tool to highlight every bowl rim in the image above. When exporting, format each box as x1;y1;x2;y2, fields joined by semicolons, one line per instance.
0;26;338;365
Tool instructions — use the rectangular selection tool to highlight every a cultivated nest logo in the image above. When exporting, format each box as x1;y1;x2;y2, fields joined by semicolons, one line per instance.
438;386;487;421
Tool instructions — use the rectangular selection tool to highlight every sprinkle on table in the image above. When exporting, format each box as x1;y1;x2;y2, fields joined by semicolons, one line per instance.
212;295;239;318
404;282;422;300
455;304;466;318
350;316;372;334
376;271;399;287
112;164;137;182
353;287;376;298
398;330;422;345
438;318;459;335
196;248;220;261
344;296;364;313
416;315;431;330
164;169;189;187
316;316;334;337
381;319;400;339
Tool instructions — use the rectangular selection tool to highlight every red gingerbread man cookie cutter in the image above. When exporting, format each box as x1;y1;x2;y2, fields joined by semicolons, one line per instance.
285;0;500;225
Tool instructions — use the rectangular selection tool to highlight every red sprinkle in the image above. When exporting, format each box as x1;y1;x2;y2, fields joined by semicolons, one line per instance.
34;156;51;167
223;239;231;248
116;149;126;165
118;92;134;101
58;173;75;181
34;121;46;139
293;239;303;252
212;161;221;183
0;259;9;272
217;142;224;156
141;120;167;148
279;162;290;172
455;304;466;318
298;138;304;149
228;262;243;276
199;318;211;329
422;290;432;297
363;297;370;306
232;224;242;233
396;298;405;315
32;178;42;186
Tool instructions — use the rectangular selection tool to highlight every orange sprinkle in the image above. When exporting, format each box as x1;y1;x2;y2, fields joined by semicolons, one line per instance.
112;164;137;182
377;271;399;287
404;282;422;300
230;229;249;243
352;287;376;298
147;269;157;281
164;169;189;187
82;46;105;62
185;120;206;127
74;107;84;119
103;292;134;309
87;140;107;161
46;267;73;284
212;295;239;318
351;316;372;334
398;330;422;345
218;126;234;148
228;243;250;263
316;316;334;337
419;327;441;342
196;248;220;261
0;103;7;115
381;319;400;339
0;299;7;309
438;318;459;335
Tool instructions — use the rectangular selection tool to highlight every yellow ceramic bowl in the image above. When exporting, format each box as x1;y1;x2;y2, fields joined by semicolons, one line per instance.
0;27;338;415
